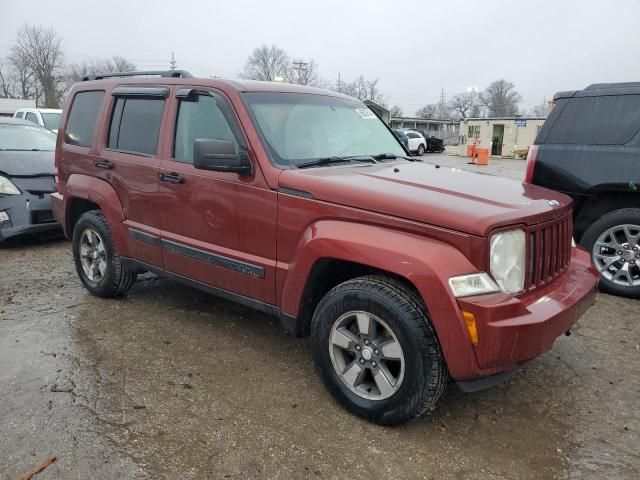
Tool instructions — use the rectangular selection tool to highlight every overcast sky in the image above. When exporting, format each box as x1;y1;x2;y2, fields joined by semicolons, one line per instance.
2;0;640;115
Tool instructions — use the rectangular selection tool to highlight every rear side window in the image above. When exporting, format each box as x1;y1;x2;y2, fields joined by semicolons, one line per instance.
65;91;105;147
545;95;640;145
15;112;24;119
25;112;38;124
108;97;164;156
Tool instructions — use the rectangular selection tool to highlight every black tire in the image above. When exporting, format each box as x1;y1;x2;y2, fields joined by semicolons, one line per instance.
72;210;136;297
311;275;447;425
417;144;425;156
580;208;640;298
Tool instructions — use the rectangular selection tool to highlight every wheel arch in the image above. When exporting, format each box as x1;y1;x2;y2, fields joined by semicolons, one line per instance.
62;174;129;255
279;220;481;379
574;192;640;244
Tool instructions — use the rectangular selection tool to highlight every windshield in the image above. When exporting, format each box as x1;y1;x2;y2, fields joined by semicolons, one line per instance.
41;112;61;131
243;92;405;167
0;124;57;151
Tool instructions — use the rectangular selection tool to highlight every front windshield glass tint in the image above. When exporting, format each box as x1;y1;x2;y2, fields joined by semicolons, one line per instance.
0;124;57;151
244;92;405;167
41;112;61;131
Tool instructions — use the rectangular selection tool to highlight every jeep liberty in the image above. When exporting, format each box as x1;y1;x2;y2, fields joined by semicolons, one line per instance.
52;70;598;425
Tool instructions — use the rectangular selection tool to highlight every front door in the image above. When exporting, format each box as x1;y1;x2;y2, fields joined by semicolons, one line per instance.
491;124;504;156
95;86;169;267
157;87;277;304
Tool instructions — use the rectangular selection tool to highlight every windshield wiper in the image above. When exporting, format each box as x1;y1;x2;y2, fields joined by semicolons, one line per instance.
371;153;419;162
296;155;378;169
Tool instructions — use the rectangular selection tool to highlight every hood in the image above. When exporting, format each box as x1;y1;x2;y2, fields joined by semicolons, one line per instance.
278;162;572;236
0;150;55;177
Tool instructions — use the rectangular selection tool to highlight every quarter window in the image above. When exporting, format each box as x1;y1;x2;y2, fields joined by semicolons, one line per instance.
108;97;164;156
65;91;105;147
173;94;237;163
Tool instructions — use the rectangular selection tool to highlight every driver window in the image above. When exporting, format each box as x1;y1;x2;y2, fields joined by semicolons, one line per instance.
173;94;237;164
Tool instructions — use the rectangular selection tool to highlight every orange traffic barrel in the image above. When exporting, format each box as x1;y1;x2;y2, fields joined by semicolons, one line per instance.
476;148;489;165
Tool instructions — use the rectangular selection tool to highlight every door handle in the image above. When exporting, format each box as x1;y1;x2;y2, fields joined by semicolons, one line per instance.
94;160;113;170
158;172;185;184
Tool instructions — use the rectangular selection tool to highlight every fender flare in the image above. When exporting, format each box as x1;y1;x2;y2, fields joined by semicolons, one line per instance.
279;220;481;379
62;174;130;256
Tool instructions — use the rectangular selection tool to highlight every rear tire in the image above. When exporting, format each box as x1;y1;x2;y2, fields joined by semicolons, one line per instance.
311;275;447;425
417;144;425;156
581;208;640;298
72;210;136;298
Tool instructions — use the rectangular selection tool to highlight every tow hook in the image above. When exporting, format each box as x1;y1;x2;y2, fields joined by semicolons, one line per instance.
565;330;572;337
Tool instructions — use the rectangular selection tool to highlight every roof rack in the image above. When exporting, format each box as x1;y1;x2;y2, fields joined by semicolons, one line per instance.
82;70;193;81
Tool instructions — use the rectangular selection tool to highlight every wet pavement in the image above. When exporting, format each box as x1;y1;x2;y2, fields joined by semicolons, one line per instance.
1;154;639;479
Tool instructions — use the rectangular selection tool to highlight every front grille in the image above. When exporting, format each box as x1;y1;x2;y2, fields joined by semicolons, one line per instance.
526;213;573;289
31;210;56;224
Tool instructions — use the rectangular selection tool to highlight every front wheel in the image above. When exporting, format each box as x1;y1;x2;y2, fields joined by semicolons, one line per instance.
311;276;447;425
581;208;640;298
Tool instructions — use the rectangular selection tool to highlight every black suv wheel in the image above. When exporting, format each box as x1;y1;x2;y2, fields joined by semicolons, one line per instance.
581;208;640;298
311;275;447;425
72;210;137;297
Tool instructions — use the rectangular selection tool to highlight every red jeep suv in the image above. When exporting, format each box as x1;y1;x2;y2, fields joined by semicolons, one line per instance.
52;70;598;425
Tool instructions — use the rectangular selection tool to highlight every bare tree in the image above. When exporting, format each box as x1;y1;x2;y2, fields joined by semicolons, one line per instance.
65;56;136;90
448;91;478;119
284;59;328;87
332;74;387;105
389;105;403;117
416;104;438;119
0;60;16;98
240;45;290;82
10;24;64;108
483;79;522;117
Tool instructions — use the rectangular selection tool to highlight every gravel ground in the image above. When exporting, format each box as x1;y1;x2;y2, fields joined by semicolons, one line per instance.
1;154;638;480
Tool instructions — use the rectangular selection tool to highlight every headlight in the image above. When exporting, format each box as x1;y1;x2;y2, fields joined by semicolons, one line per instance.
0;175;20;195
449;273;500;297
490;229;526;294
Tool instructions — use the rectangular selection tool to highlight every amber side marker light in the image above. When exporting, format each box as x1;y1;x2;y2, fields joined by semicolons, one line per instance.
462;311;479;345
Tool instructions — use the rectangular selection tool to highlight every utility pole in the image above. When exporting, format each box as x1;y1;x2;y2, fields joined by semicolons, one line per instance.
291;61;309;85
439;87;447;119
169;52;177;71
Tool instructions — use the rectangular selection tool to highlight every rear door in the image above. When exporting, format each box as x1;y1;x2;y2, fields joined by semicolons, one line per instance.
93;85;169;267
157;87;277;304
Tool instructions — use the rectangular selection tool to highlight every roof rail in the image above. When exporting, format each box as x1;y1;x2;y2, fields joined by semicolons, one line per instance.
81;70;193;81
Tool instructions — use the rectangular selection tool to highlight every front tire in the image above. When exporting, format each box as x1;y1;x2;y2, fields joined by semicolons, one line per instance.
311;275;447;425
581;208;640;298
72;210;136;297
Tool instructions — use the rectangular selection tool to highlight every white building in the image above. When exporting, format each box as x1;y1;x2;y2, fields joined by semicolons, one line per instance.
459;117;546;158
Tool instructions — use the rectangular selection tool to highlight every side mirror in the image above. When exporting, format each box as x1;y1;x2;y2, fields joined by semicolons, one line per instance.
193;139;252;175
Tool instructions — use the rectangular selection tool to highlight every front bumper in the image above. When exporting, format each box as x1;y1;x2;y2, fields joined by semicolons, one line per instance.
455;247;598;383
0;193;60;241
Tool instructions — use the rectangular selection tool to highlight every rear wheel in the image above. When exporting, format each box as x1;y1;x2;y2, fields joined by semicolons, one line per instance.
417;144;425;156
311;275;447;425
581;208;640;298
72;210;137;297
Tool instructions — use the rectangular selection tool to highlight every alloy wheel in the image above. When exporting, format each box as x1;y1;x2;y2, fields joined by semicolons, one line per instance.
592;224;640;287
328;310;405;400
79;228;107;282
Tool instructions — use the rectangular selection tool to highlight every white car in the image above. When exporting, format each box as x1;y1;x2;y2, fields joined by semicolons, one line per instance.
13;108;62;134
403;130;426;155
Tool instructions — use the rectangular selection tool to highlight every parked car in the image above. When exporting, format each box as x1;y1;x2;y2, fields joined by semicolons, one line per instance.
0;117;60;242
53;70;598;425
392;129;409;149
409;129;446;153
401;130;426;155
526;82;640;298
13;108;62;133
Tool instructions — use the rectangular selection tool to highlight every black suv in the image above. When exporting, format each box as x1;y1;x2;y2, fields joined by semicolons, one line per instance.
526;82;640;298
